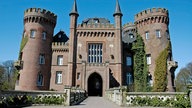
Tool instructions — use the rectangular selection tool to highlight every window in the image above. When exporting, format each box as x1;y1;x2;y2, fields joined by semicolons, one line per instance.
126;72;133;85
145;31;149;40
129;34;134;39
42;31;46;40
166;30;170;39
77;73;80;80
23;31;27;38
56;71;62;84
39;54;45;64
58;34;62;38
57;55;63;65
88;43;102;63
146;54;151;65
126;56;132;66
30;30;36;38
156;30;161;38
37;73;43;86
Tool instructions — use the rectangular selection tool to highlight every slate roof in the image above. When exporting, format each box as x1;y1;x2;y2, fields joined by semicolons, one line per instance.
82;18;110;25
53;30;69;43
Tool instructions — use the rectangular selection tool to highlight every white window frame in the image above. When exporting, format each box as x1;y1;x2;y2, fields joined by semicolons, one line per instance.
57;55;63;65
37;73;43;86
42;31;46;40
145;31;149;40
88;43;103;63
56;71;62;84
156;30;161;38
30;30;36;38
39;54;45;64
146;54;151;65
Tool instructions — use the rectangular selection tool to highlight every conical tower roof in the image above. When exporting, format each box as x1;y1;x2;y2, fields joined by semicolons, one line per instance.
69;0;79;16
113;0;123;16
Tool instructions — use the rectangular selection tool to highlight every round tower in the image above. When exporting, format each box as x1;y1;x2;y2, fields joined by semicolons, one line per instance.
16;8;57;90
135;8;171;86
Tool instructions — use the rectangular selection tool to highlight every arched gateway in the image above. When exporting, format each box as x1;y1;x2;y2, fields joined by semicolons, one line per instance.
88;73;103;96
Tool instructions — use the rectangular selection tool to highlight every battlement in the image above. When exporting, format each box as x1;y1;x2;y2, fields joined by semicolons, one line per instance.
123;22;136;32
77;23;115;29
52;42;69;52
135;8;168;21
52;42;69;46
123;22;135;28
24;8;57;27
25;8;57;20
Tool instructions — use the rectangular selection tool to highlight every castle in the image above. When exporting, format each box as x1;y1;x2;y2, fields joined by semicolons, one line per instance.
15;0;178;96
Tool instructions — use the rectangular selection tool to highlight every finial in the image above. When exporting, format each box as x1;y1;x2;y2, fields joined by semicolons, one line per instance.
69;0;79;16
113;0;123;16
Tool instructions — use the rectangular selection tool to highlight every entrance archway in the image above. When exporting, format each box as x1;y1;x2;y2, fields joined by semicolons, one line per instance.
88;72;103;96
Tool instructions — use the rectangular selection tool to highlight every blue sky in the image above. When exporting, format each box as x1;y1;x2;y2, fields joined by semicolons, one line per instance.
0;0;191;75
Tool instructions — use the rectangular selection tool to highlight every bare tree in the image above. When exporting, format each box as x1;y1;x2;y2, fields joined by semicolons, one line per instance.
0;60;17;90
175;62;192;92
0;65;5;90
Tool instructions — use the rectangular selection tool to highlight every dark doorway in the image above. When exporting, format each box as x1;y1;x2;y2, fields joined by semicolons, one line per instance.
88;73;103;96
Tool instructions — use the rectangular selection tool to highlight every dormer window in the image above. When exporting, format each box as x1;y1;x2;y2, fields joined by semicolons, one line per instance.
58;34;62;38
95;20;99;23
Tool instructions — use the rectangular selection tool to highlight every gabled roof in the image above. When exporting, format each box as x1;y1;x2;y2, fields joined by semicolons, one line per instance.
53;30;69;43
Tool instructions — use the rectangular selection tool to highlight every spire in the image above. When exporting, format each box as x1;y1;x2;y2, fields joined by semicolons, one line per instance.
113;0;123;16
69;0;79;16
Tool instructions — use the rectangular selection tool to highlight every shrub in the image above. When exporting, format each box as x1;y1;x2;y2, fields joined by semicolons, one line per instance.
131;94;190;107
153;41;171;92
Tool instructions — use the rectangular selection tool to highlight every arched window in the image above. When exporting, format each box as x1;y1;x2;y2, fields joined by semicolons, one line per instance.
37;73;43;86
39;54;45;64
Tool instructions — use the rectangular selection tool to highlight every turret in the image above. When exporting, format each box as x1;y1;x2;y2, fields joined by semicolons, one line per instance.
135;8;177;91
113;0;123;85
15;8;57;90
68;0;79;86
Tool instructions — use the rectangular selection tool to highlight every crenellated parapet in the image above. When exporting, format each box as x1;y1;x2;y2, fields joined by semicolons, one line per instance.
135;8;169;27
123;22;136;33
77;23;115;29
52;42;69;52
24;8;57;27
77;31;115;37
